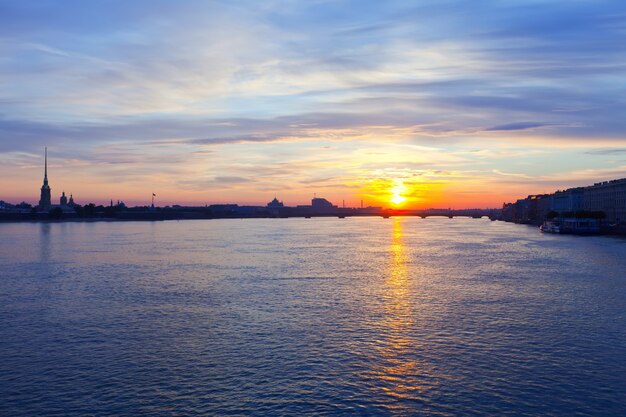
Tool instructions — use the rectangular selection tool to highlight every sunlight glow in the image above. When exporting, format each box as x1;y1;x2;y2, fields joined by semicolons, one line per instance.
390;180;408;206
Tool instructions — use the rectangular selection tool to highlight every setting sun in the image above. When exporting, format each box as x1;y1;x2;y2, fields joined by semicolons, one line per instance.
390;194;407;205
390;180;408;206
357;176;447;209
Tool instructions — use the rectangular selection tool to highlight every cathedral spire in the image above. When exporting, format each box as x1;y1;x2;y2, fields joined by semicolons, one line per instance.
44;146;48;185
38;146;52;210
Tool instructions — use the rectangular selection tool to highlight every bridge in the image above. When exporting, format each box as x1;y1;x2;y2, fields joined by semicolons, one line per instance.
381;208;501;220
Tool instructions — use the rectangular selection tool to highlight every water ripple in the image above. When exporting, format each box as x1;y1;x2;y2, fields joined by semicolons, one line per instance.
0;218;625;415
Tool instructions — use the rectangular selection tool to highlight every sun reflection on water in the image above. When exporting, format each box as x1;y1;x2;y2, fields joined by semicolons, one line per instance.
368;218;434;411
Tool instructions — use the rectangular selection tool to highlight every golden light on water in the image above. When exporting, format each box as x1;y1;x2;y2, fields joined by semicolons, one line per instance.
365;218;434;410
385;219;411;336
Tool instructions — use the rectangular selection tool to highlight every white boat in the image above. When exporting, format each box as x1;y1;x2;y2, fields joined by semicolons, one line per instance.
540;221;561;234
560;218;601;235
541;218;601;235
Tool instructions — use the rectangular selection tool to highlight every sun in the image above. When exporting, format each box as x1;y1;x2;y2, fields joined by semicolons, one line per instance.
390;193;406;206
359;175;443;209
389;180;408;206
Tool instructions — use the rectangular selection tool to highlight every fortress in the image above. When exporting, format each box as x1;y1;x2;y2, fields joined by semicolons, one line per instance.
37;147;75;211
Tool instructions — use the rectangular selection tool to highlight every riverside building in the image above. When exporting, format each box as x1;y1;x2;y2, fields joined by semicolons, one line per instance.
503;177;626;226
583;178;626;224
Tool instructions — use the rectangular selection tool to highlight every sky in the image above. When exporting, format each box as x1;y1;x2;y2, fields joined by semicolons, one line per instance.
1;0;625;208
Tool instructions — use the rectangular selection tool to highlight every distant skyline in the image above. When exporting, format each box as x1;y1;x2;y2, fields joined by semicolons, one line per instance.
1;1;625;208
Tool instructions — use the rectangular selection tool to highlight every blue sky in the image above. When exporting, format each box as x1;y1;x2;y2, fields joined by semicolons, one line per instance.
1;0;625;207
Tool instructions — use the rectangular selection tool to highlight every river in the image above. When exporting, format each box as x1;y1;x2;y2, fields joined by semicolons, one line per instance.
1;217;625;415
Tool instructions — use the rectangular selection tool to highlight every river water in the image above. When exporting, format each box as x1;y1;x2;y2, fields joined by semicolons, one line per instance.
1;217;625;416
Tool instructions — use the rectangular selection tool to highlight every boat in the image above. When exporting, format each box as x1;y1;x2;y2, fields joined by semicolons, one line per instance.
540;218;601;235
560;218;601;235
540;221;561;234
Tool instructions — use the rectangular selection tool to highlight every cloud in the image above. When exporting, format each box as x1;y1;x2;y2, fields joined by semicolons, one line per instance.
485;122;551;131
585;148;626;155
492;169;533;179
1;1;626;206
213;176;255;184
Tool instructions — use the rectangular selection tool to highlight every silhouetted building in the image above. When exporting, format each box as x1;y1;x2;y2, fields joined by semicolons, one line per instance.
38;147;52;210
501;194;550;224
267;197;284;209
60;191;68;206
536;194;553;221
311;197;336;209
583;178;626;224
295;196;339;214
553;188;583;213
503;177;626;225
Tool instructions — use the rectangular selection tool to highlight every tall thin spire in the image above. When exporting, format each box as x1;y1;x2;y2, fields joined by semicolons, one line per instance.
39;146;52;210
44;146;48;183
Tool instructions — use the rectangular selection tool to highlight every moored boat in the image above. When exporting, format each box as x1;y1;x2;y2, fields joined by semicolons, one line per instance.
540;221;561;234
560;218;601;235
541;218;601;235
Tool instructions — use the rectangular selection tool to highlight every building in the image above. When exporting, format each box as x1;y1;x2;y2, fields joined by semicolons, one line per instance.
295;196;339;214
311;197;336;209
583;178;626;224
509;195;548;224
503;177;626;225
267;197;284;209
38;147;52;210
266;197;285;217
35;148;77;213
502;194;559;224
536;194;553;221
297;197;337;209
552;188;583;213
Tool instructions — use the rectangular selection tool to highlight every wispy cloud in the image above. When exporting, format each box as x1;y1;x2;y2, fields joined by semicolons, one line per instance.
485;122;551;132
492;169;533;179
585;149;626;155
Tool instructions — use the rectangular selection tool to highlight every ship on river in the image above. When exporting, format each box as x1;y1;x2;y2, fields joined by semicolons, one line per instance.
540;218;601;235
